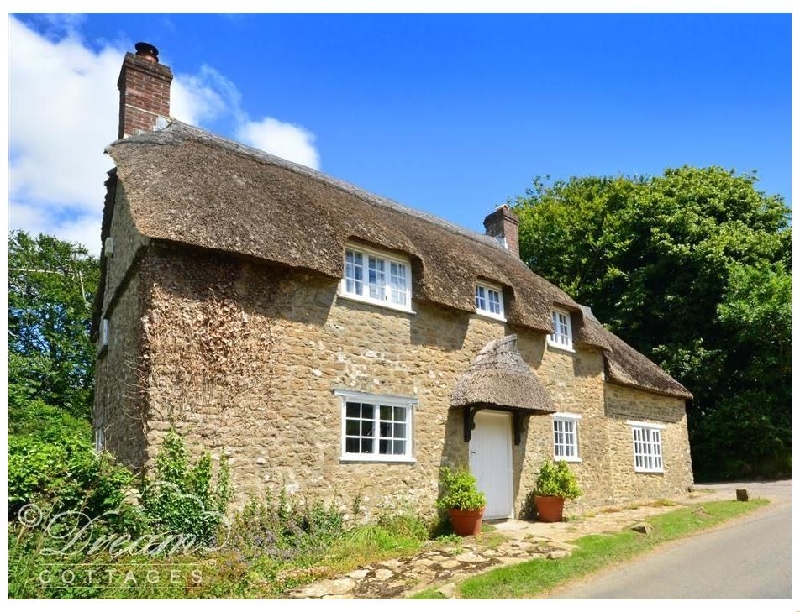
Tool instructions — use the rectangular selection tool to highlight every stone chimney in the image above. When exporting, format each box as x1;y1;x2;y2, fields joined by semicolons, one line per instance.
117;42;173;139
483;205;520;257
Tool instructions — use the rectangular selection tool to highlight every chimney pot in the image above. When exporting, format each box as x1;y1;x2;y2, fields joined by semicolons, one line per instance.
134;42;160;62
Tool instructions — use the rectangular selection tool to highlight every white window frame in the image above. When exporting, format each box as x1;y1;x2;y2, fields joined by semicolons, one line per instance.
627;420;666;473
548;308;574;351
339;245;414;313
552;412;582;462
475;282;506;321
334;390;417;463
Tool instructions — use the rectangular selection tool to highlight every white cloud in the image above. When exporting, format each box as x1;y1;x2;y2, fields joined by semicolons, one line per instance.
8;16;321;255
236;118;320;170
171;65;244;127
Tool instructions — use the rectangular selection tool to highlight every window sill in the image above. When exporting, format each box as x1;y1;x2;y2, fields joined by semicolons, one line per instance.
554;456;582;463
475;311;507;323
547;340;576;354
337;292;416;315
339;454;417;464
634;468;665;474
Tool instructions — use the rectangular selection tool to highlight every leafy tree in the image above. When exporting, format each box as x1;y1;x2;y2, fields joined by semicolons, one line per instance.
8;230;100;419
513;167;791;480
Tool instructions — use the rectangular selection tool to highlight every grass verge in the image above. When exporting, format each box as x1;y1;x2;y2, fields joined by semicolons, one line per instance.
413;499;769;599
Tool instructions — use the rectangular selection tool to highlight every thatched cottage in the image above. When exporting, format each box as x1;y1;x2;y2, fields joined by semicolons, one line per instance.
92;43;694;520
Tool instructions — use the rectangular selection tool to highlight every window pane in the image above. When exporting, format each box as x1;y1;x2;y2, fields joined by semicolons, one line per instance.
392;440;405;455
394;423;406;439
362;404;374;420
380;405;392;420
361;438;373;453
380;421;391;437
345;420;360;436
379;439;390;454
345;437;360;453
346;402;360;418
394;406;406;421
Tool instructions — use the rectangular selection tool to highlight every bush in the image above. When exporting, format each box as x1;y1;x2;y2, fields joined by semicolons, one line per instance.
435;467;487;511
377;512;429;541
8;430;137;528
227;489;344;560
140;430;232;547
534;459;582;500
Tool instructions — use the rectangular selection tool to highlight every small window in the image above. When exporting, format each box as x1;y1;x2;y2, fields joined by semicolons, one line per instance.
548;309;573;350
341;246;412;312
628;421;665;473
475;283;505;320
94;425;105;453
335;391;416;463
100;318;109;348
553;413;582;461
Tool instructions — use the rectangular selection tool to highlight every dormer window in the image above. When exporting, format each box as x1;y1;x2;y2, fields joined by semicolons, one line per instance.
475;283;505;320
341;245;412;312
548;308;573;350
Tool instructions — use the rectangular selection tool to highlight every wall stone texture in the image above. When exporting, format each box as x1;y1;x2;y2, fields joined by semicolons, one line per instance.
97;240;694;522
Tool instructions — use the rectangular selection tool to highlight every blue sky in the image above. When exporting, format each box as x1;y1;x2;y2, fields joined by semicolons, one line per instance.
7;11;793;254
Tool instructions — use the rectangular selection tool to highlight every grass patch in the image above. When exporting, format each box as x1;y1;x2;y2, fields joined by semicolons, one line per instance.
456;499;769;599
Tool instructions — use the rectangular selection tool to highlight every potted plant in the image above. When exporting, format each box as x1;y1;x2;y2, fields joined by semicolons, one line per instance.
435;466;487;536
533;459;582;522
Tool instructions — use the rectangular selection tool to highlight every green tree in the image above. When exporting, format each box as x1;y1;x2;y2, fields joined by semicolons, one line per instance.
8;230;100;420
513;167;791;480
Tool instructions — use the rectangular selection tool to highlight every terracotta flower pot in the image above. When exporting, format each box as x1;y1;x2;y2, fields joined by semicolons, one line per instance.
448;507;484;536
534;495;565;522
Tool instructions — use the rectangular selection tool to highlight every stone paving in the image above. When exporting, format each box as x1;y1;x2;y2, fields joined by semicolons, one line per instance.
286;483;781;599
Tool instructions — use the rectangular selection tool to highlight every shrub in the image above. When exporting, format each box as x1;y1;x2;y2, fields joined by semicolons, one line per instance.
140;430;232;547
377;512;429;541
435;467;487;511
227;489;344;559
8;430;137;527
534;459;582;500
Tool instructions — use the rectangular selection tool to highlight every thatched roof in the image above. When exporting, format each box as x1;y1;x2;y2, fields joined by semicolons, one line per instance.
579;307;693;399
105;121;585;333
451;336;555;413
101;120;691;400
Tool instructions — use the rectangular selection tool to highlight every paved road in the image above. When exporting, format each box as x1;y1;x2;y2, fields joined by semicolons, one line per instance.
549;480;792;599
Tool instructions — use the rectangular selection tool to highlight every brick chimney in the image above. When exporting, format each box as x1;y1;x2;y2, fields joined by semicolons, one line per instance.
117;42;173;139
483;205;520;257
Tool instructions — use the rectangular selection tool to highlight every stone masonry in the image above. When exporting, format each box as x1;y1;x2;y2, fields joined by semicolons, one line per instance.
95;194;694;519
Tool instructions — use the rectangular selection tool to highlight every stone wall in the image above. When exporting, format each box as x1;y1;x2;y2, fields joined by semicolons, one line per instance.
103;184;148;313
104;245;693;520
603;384;694;504
94;186;149;469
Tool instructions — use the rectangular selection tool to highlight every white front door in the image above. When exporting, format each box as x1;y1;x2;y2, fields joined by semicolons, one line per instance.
469;410;513;519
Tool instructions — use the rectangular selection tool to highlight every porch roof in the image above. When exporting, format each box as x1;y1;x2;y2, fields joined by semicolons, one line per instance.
451;335;555;414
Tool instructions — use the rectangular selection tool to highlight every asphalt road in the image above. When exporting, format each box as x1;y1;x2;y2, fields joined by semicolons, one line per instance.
550;481;792;599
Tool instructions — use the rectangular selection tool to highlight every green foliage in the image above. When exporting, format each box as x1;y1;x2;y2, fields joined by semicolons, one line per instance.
227;489;344;560
434;533;463;544
435;467;487;511
140;431;232;547
377;512;430;541
7;405;137;526
8;230;100;419
513;167;791;480
534;459;582;500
